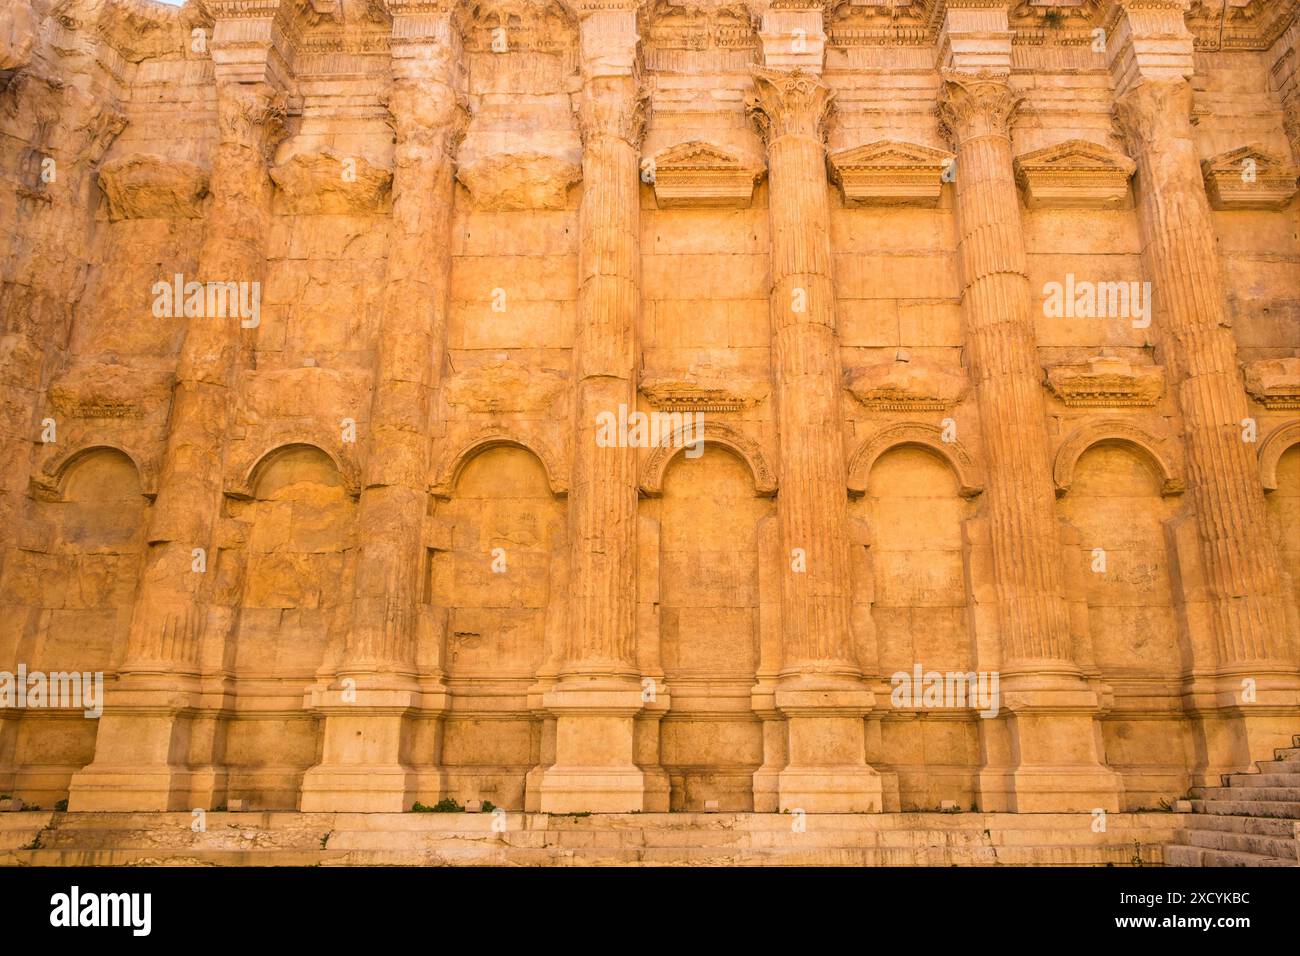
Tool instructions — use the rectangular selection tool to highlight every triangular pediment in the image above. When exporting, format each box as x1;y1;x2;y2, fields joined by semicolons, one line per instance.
1014;138;1135;174
654;141;752;170
1202;144;1290;176
1201;143;1299;210
829;140;954;170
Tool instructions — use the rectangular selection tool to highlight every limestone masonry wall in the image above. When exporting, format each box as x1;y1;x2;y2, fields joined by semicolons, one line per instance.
0;0;1297;815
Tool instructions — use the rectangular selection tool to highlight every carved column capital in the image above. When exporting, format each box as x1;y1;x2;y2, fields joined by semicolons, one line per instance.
746;67;834;148
1112;77;1194;156
576;75;648;149
215;81;287;159
937;69;1021;147
385;78;469;157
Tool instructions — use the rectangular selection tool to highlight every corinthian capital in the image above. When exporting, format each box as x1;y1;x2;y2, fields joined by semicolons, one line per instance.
937;70;1021;147
576;75;649;149
1113;78;1194;157
385;78;469;155
215;81;287;158
746;68;834;148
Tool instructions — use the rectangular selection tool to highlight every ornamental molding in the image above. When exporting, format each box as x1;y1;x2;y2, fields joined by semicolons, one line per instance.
645;140;765;208
1201;144;1299;210
844;356;968;411
1013;138;1136;208
1045;355;1165;407
828;140;954;207
1243;357;1300;410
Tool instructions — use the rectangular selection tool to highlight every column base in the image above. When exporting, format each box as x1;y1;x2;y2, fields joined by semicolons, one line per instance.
774;674;884;813
537;766;648;813
777;765;883;813
299;766;418;813
537;678;647;813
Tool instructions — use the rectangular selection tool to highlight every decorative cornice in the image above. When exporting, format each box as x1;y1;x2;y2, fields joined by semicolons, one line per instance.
746;67;834;147
828;140;955;207
645;140;765;207
1201;144;1300;210
843;356;968;410
1045;355;1165;407
1013;138;1136;208
639;368;770;411
1243;357;1300;409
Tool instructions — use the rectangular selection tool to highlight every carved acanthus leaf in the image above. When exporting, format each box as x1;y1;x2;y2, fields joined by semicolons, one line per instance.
937;70;1021;147
746;67;834;146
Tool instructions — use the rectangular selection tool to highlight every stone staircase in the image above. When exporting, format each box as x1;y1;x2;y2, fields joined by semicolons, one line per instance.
1166;735;1300;867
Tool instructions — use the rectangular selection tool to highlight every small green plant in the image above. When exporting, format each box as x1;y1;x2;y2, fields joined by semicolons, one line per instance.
411;798;464;813
480;800;497;813
54;799;68;812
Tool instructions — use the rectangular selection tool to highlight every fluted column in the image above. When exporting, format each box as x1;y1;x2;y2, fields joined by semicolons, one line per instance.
559;75;644;679
747;67;882;812
1114;78;1300;756
70;72;285;811
537;5;651;812
938;67;1119;812
300;7;464;812
938;70;1074;670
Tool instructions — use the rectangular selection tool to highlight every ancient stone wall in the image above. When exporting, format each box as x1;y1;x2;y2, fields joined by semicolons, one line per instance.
0;0;1297;814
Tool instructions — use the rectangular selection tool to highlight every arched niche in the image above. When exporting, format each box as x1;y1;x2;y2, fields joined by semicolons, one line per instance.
1260;419;1300;492
847;422;983;499
227;433;361;501
1054;420;1184;498
431;429;568;500
639;421;776;498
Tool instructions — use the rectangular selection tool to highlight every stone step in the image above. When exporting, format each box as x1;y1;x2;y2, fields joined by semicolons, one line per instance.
1190;798;1300;819
1164;844;1296;868
1178;826;1298;860
1253;759;1300;775
1225;773;1300;788
1183;813;1300;839
1271;747;1300;763
1194;786;1300;803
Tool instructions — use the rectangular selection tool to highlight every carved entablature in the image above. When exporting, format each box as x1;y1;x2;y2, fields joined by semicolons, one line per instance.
1008;0;1104;47
645;141;765;207
1187;0;1300;52
843;357;968;411
444;361;568;413
98;154;210;221
1243;357;1300;409
459;0;579;55
825;0;938;48
1013;138;1135;208
640;369;769;412
1201;145;1300;210
1045;355;1165;407
270;149;393;214
48;363;175;420
828;140;954;207
641;0;759;52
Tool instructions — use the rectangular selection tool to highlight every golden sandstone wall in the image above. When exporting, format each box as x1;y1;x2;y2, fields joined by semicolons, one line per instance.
0;0;1297;817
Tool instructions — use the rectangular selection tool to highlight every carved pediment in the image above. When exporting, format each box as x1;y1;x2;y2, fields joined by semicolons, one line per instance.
844;356;967;411
98;154;210;221
1188;0;1299;52
827;140;954;207
1013;139;1135;209
1045;355;1165;407
645;141;764;208
270;149;393;215
1202;145;1299;210
640;365;768;412
1243;357;1300;409
48;362;175;419
444;361;567;413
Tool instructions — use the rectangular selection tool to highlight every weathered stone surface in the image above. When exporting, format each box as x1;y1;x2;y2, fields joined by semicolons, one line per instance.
0;0;1296;860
